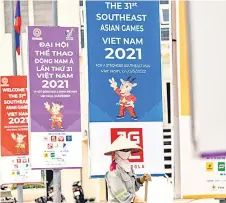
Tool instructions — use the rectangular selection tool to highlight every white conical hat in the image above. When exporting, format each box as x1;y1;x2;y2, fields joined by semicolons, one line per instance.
104;135;142;156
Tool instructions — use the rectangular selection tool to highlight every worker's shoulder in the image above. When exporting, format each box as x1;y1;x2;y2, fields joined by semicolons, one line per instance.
106;160;121;177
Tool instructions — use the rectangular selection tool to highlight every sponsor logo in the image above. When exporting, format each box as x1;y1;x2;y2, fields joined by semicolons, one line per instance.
47;143;53;149
206;162;214;171
218;162;225;171
50;152;55;158
53;143;59;148
44;152;49;158
66;135;72;141
44;136;48;141
14;164;18;169
58;136;64;142
51;136;57;142
111;128;144;162
212;184;216;191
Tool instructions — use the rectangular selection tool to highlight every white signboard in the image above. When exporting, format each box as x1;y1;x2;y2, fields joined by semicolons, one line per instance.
179;117;226;198
0;156;42;185
30;132;82;169
187;1;226;157
89;122;165;177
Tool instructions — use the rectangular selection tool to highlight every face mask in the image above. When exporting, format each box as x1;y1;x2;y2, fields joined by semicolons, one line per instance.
116;150;131;160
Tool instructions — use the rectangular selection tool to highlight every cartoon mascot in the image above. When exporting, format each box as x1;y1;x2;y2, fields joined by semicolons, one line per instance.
11;133;27;154
109;76;138;120
44;102;64;130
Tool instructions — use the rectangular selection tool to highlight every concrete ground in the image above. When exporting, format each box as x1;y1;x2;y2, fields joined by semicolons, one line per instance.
20;199;221;203
12;193;221;203
9;188;221;203
174;199;220;203
11;188;45;203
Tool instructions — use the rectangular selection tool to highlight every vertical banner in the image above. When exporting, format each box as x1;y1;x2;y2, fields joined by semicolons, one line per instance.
0;76;42;184
28;26;82;169
1;76;28;157
85;0;165;177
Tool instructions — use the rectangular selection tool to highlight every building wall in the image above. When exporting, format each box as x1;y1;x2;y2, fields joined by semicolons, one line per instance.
0;0;171;201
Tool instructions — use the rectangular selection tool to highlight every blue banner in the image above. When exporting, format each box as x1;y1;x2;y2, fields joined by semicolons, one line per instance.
86;0;163;122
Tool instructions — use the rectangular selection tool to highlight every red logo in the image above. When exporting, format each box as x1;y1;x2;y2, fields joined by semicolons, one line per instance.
14;164;18;169
48;143;53;149
111;128;144;162
51;136;56;142
58;136;64;142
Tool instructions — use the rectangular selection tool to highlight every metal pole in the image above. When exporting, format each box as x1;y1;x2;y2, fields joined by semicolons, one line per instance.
186;0;198;157
53;169;61;203
17;184;23;203
171;0;181;199
11;0;22;202
10;0;17;76
51;1;61;203
52;0;58;26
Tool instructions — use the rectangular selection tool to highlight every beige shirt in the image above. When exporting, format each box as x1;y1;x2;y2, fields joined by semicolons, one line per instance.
106;163;143;203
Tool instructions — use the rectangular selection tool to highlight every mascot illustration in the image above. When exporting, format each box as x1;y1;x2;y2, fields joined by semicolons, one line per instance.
109;76;138;120
11;133;27;154
44;102;64;130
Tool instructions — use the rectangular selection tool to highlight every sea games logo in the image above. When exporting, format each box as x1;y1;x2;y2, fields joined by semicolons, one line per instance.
111;128;144;169
0;77;9;87
32;28;43;40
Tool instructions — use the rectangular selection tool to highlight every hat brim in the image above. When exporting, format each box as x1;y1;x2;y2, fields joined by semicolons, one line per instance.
104;148;142;156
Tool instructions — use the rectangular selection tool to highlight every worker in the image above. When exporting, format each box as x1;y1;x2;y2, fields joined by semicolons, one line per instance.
105;135;151;203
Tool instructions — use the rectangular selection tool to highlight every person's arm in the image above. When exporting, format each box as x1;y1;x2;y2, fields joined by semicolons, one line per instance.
106;170;135;203
135;173;152;192
134;177;143;192
131;167;143;192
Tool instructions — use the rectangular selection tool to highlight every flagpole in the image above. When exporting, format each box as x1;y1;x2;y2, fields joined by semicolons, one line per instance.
52;0;58;26
11;0;17;76
11;0;23;203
